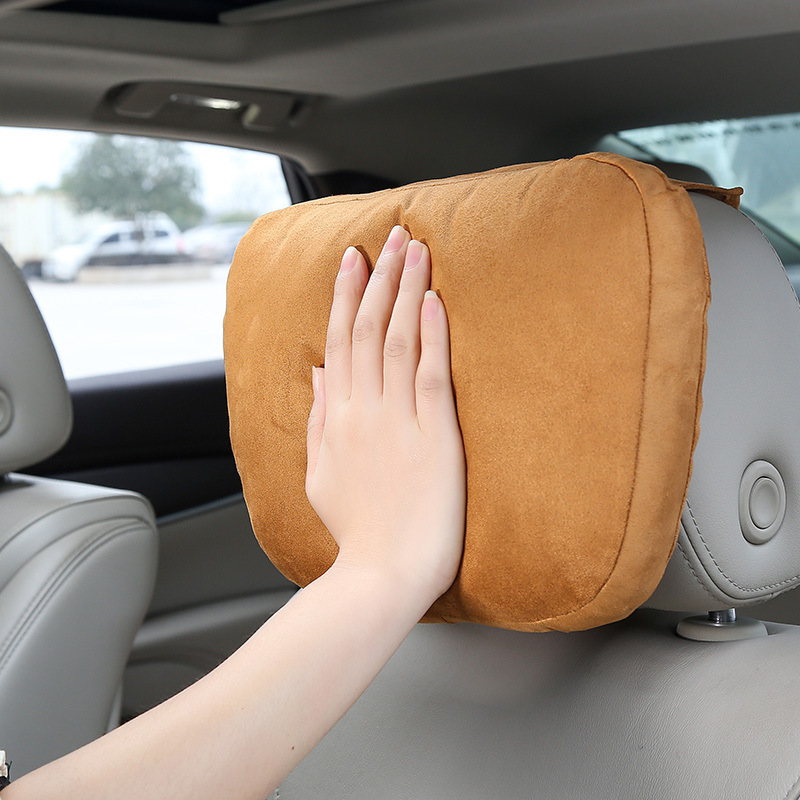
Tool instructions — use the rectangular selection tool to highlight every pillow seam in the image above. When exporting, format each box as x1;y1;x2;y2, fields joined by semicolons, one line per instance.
531;154;658;628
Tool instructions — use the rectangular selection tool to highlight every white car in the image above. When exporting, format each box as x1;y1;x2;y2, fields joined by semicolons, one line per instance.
41;215;184;281
181;222;250;264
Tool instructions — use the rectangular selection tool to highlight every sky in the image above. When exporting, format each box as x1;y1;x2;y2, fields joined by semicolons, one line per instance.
0;126;290;217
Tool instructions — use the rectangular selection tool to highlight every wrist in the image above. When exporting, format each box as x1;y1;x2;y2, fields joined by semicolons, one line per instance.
323;554;444;617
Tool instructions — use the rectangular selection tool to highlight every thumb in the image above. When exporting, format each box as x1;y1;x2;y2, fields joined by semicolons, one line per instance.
306;366;327;478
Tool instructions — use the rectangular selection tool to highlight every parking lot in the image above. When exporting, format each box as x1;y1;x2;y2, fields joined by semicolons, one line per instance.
29;265;229;380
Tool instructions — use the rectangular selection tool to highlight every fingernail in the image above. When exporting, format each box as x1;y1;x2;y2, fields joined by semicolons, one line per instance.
384;225;407;253
405;240;424;270
340;246;358;275
422;290;439;321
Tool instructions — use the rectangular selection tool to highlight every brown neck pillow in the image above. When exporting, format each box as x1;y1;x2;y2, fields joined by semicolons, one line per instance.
224;152;741;632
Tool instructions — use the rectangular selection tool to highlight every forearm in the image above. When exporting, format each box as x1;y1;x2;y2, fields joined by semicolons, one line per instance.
8;562;433;800
8;229;465;800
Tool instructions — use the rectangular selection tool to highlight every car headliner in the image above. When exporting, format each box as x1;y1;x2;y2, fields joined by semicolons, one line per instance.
1;0;800;185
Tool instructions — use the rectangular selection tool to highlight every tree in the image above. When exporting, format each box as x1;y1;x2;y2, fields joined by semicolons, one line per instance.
61;135;204;230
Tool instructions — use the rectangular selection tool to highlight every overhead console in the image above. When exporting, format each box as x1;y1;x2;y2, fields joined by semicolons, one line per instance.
110;81;310;134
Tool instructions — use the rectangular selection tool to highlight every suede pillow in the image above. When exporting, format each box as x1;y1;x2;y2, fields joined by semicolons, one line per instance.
224;152;741;632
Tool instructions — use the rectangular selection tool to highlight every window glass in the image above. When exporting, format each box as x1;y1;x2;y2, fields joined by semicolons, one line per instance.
616;113;800;247
0;128;291;379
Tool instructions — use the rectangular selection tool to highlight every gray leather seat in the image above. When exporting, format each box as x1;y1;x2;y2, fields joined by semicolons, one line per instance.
277;194;800;799
0;246;158;777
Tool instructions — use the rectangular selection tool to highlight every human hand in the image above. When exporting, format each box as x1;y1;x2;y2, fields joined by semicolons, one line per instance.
305;226;466;604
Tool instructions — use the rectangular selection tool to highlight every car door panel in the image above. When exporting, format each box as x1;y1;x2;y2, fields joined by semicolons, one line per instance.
34;359;237;512
123;590;296;719
30;359;296;718
150;493;292;616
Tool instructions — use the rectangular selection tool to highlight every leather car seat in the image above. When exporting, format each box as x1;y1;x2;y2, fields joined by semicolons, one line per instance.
0;245;158;777
275;194;800;799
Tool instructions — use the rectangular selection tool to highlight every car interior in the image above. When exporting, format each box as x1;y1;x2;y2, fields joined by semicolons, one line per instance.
3;1;800;797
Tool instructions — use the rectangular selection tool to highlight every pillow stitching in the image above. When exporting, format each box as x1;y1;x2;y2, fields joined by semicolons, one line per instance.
298;159;736;211
306;165;557;208
666;188;713;587
521;154;658;627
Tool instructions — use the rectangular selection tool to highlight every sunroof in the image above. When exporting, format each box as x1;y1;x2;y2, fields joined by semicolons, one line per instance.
45;0;384;23
47;0;266;24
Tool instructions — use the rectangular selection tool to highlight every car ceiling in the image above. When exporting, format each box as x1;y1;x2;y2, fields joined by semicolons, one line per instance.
2;0;800;185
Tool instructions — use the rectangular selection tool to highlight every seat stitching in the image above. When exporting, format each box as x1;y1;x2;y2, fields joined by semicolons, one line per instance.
0;521;150;673
675;536;720;602
0;520;146;669
781;772;800;800
684;500;800;592
0;520;144;668
0;496;152;559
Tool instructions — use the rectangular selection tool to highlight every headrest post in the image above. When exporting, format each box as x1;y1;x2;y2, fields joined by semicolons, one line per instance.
676;609;768;642
709;609;736;626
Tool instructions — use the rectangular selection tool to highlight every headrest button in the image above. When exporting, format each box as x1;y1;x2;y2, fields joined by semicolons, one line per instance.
0;390;12;436
750;478;780;529
739;461;786;544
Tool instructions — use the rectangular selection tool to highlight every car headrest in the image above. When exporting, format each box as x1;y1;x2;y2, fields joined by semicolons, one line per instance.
650;159;714;185
647;193;800;612
0;245;72;474
225;152;745;632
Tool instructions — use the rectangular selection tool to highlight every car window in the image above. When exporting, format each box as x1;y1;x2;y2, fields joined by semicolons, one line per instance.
0;127;291;379
613;113;800;252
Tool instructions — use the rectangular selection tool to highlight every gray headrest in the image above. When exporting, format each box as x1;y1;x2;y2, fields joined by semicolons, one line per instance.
0;246;71;474
648;193;800;612
651;159;714;185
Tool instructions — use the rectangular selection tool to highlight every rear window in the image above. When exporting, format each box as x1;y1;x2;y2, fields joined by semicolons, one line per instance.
615;113;800;249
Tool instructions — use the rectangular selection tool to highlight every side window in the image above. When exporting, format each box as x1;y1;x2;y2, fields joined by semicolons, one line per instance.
0;128;291;379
